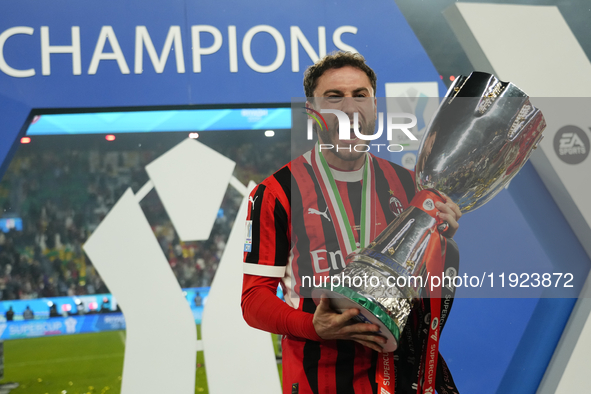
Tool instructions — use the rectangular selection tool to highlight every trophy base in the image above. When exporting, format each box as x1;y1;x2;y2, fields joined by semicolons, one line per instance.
312;286;401;353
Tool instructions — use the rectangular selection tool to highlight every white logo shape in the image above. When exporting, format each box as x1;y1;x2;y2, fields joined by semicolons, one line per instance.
65;317;77;334
445;267;457;291
308;207;331;222
248;195;258;209
423;199;434;211
431;317;439;331
559;133;585;150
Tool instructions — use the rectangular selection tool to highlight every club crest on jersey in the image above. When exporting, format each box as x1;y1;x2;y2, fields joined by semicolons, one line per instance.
389;195;404;217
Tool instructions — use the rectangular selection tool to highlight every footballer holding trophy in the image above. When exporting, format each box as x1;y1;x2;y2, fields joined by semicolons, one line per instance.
319;71;547;354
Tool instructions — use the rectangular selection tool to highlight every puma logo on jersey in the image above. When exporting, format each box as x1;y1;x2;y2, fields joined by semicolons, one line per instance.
248;195;258;209
308;207;331;222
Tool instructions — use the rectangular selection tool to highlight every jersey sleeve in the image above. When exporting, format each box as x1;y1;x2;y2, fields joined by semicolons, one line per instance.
242;180;290;278
241;274;322;341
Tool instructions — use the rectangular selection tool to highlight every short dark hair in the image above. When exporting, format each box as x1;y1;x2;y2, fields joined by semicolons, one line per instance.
303;51;377;98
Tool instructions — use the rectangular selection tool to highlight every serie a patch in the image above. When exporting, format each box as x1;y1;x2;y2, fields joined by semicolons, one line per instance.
244;220;253;252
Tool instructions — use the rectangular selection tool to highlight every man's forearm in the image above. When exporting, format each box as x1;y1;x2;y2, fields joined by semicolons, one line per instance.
241;274;322;341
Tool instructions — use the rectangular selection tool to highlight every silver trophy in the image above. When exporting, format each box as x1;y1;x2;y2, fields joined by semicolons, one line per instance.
318;72;546;352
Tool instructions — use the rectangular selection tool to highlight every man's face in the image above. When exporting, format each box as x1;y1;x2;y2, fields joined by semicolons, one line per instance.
307;66;377;164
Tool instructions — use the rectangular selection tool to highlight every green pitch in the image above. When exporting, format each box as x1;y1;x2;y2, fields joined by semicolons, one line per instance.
1;326;282;394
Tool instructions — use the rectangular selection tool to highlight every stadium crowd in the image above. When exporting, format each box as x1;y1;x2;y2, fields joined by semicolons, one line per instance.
0;134;289;303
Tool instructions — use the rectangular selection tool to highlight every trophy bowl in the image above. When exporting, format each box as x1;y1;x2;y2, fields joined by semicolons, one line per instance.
416;72;546;212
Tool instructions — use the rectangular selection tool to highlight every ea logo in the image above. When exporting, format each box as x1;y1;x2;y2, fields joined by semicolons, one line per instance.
445;267;457;278
431;317;439;331
445;267;457;291
389;196;404;217
553;125;590;165
423;199;434;211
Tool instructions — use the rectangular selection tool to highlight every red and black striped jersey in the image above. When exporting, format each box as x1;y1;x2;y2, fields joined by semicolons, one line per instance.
243;150;415;302
242;150;459;394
